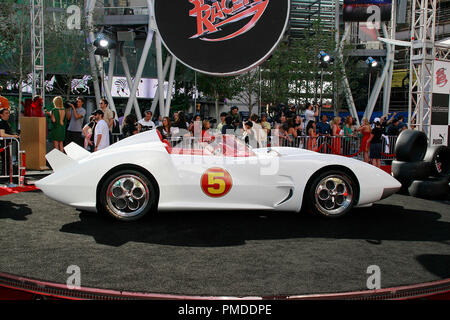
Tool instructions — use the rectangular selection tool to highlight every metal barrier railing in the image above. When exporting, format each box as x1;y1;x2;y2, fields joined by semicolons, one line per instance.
166;134;397;161
270;135;397;160
0;137;26;186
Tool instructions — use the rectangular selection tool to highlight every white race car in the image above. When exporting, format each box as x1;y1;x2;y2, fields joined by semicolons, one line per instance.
36;130;401;221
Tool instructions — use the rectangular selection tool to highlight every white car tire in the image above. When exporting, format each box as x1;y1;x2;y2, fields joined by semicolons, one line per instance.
99;169;158;222
306;170;358;218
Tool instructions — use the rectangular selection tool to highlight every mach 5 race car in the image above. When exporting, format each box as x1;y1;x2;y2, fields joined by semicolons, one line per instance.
36;130;401;221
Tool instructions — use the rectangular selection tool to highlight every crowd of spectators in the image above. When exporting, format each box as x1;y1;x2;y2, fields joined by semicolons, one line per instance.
0;91;408;172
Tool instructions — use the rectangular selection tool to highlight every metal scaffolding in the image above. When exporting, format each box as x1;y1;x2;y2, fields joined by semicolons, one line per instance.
86;0;177;120
31;0;46;102
408;0;437;141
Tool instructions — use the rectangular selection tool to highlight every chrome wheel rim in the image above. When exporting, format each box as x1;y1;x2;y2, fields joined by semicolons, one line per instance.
106;175;150;218
314;175;353;216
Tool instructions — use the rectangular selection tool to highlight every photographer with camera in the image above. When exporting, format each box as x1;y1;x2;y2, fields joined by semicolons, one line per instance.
137;110;155;132
66;97;86;147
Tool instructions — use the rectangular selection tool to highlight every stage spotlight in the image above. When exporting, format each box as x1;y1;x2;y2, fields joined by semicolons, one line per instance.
366;57;378;68
94;33;116;50
317;50;331;62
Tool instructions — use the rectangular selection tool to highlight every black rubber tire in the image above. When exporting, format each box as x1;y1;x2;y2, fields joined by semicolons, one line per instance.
306;170;359;219
423;146;450;177
408;176;450;201
98;169;158;222
395;130;428;162
391;160;431;189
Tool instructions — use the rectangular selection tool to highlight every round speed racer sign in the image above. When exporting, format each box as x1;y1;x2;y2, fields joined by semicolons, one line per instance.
201;167;233;198
153;0;291;76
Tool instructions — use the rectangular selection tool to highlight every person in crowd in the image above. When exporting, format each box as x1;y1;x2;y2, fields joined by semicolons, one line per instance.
118;111;125;127
293;115;304;136
277;123;292;146
0;109;18;139
368;119;384;168
357;117;372;163
173;111;188;131
249;113;265;148
158;116;177;140
66;97;86;147
189;114;202;135
93;110;110;152
0;108;19;177
397;115;405;128
331;116;342;155
275;114;287;130
343;116;354;137
286;104;297;119
99;98;114;130
111;111;121;143
316;114;331;136
221;116;234;135
304;103;318;124
122;114;139;138
316;114;331;153
49;96;67;152
243;121;257;147
217;112;228;132
82;114;96;152
343;116;355;156
155;115;163;127
306;120;318;151
201;119;215;143
285;118;296;138
0;86;10;110
229;106;240;123
386;118;401;136
260;113;271;136
138;110;156;132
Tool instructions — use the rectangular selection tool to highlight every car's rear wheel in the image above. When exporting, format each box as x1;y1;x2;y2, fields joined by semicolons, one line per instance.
99;169;157;221
307;171;357;218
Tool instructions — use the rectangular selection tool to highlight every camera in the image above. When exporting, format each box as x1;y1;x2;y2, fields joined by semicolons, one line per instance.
64;101;75;108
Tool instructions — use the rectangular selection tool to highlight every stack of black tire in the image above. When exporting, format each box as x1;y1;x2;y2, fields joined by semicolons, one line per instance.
392;130;450;200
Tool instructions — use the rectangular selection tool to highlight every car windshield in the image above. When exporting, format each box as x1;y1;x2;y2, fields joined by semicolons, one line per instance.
169;134;256;157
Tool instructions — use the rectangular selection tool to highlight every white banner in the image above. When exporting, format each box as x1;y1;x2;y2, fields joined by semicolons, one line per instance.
108;77;170;99
430;125;449;146
433;60;450;94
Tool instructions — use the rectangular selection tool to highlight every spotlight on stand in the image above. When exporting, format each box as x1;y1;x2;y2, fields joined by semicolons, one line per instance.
93;33;117;57
365;56;378;68
317;50;334;67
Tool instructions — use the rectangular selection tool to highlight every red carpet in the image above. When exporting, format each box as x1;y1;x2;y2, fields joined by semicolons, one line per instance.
0;185;39;197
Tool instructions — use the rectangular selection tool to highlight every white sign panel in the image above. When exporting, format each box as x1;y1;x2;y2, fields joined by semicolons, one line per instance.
109;77;170;99
433;60;450;94
430;125;449;146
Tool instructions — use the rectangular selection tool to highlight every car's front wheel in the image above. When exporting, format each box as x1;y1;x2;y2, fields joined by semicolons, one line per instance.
307;170;358;218
99;169;157;221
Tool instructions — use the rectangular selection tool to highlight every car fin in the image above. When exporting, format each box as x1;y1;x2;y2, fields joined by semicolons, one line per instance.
46;149;76;172
64;142;90;161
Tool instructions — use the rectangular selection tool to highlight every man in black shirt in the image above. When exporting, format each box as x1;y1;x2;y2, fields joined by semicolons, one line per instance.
221;116;235;135
0;108;19;177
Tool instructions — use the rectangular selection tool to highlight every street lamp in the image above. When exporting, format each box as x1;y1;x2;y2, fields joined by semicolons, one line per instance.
317;51;334;110
365;57;379;101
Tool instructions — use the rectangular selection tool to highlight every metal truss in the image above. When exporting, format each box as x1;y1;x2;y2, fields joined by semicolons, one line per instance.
86;0;177;120
435;44;450;61
31;0;46;101
408;0;437;141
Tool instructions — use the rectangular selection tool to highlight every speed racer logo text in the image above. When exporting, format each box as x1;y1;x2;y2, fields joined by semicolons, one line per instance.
189;0;269;42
